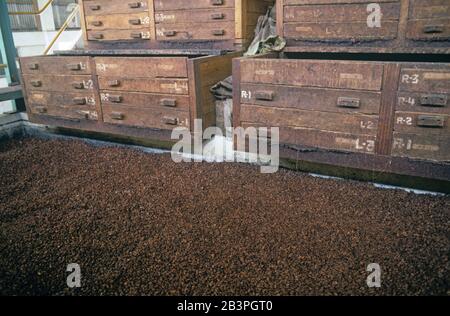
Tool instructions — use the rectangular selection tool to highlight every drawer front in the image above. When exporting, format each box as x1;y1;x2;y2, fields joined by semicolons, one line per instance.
155;8;235;23
240;104;378;135
156;22;234;41
284;3;400;22
240;83;381;115
94;57;188;78
23;75;95;93
98;77;189;95
406;19;450;41
409;0;450;19
397;92;450;115
20;56;91;75
399;67;450;94
83;0;150;16
284;0;395;4
87;29;152;41
27;91;98;121
240;59;384;91
99;90;190;110
392;132;450;161
242;123;377;154
102;104;190;130
154;0;235;11
284;21;398;41
394;112;449;136
85;13;152;30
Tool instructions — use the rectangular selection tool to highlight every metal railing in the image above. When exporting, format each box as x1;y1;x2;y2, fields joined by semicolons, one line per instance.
8;0;55;15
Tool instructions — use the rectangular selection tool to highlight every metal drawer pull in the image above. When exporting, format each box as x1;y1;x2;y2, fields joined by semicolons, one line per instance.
72;97;87;105
110;112;124;120
91;21;103;27
337;97;361;108
420;94;447;107
211;0;224;5
108;95;122;103
66;63;81;71
129;19;142;25
130;32;143;39
72;82;85;89
128;2;141;8
35;106;47;114
30;80;42;87
211;13;225;20
417;115;445;128
107;80;120;87
160;99;177;107
212;29;225;36
255;91;274;101
89;5;101;10
92;33;104;40
28;63;39;70
423;25;444;34
162;116;178;125
163;31;177;37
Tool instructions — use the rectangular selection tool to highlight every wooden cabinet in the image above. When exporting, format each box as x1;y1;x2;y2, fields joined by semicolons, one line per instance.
20;52;240;148
80;0;274;51
278;0;450;54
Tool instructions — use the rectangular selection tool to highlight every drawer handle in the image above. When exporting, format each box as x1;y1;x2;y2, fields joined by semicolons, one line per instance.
72;82;85;89
107;80;120;87
211;0;224;5
91;33;104;40
417;115;445;128
420;94;447;107
130;32;143;39
72;97;87;105
255;91;274;101
91;21;103;27
212;29;225;36
128;2;141;8
35;106;47;114
129;19;142;25
89;5;101;11
30;80;42;87
423;25;444;34
28;63;39;70
160;98;177;107
337;97;361;108
162;116;178;125
163;31;177;37
211;13;225;20
66;63;82;71
110;112;124;120
108;95;122;103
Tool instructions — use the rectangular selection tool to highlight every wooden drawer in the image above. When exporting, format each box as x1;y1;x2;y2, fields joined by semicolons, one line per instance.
240;104;378;135
94;57;188;78
85;13;152;30
394;112;449;137
102;104;190;130
27;91;98;121
240;59;384;91
87;29;152;41
20;56;92;75
399;67;450;94
156;22;234;41
408;0;450;19
98;77;189;95
23;74;95;93
83;0;150;16
153;0;235;11
99;91;190;110
392;132;450;161
240;83;381;114
397;92;450;115
407;0;450;41
155;8;235;23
